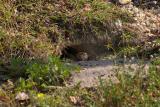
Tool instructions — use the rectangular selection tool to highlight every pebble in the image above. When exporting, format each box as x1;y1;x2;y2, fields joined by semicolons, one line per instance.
118;0;132;5
15;92;29;101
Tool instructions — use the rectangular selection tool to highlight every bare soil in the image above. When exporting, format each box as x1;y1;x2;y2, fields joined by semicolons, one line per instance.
67;59;149;88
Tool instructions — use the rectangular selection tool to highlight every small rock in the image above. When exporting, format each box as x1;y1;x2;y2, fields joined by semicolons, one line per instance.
118;0;132;5
15;92;29;101
115;19;122;28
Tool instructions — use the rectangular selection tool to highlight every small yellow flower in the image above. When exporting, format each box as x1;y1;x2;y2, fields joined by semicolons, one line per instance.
37;93;45;98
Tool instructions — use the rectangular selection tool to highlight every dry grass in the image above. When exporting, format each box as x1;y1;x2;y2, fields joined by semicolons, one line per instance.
0;0;132;62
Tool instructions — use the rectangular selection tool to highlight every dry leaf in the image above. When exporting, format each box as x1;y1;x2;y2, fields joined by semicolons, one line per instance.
0;96;10;103
69;96;81;105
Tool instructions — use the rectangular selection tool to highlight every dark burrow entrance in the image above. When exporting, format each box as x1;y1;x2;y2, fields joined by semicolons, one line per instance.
60;45;89;61
60;44;111;61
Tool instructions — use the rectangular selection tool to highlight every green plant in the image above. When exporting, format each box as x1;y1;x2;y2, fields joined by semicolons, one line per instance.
24;61;160;107
15;78;37;92
26;56;74;86
2;56;77;92
96;61;160;106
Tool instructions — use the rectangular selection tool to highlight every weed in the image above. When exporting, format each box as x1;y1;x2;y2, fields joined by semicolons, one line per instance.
26;56;74;86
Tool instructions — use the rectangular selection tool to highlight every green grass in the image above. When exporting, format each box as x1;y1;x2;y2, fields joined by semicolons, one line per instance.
0;57;159;107
0;0;160;107
0;0;132;61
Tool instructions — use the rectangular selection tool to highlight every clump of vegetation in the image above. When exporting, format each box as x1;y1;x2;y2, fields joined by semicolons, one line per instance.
4;56;76;88
36;60;160;107
2;59;159;107
98;67;160;106
0;56;77;106
0;0;131;61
